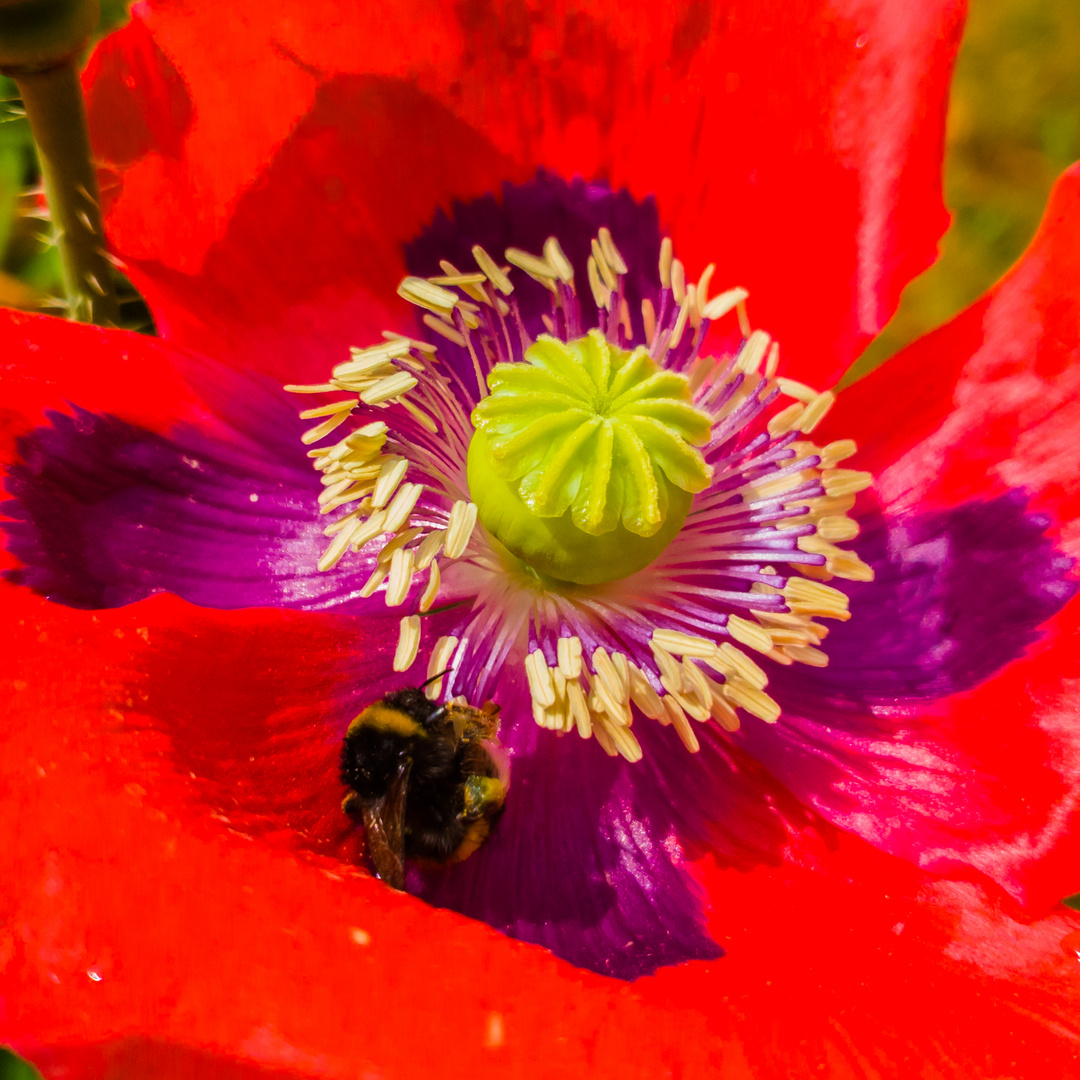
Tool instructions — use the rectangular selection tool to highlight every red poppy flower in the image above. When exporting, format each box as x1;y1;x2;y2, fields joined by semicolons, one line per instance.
3;0;1080;1075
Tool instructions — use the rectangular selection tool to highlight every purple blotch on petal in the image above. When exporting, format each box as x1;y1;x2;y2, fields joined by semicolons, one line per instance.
3;402;386;615
781;492;1076;710
405;171;662;376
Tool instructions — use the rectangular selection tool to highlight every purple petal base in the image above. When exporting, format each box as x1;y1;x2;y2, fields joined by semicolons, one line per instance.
736;492;1076;895
3;392;384;614
405;171;664;379
410;697;818;980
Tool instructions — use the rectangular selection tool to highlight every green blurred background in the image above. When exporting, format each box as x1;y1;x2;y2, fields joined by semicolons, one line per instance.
2;0;1078;367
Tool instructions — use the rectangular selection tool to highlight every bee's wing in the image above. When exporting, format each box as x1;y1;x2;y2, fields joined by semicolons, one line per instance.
361;758;411;891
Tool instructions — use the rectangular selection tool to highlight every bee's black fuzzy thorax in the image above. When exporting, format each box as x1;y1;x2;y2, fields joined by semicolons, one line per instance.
341;688;505;873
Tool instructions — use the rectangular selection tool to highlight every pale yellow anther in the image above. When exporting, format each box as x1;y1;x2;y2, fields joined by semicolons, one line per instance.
686;284;701;330
323;507;363;537
429;272;488;288
776;377;819;403
398;276;459;314
680;657;714;713
628;665;665;720
641;297;657;343
301;410;354;445
722;679;781;723
567;680;592;738
816;515;860;542
385;547;416;607
394;615;421;672
650;643;683;692
590;237;619;290
422;313;467;348
556;636;583;679
735;329;771;375
764;342;781;379
783;577;851;619
381;330;437;355
659;237;674;289
318;518;361;572
376;528;421;569
827;551;875;582
823;469;874;497
299;399;360;421
360;371;418;406
471;244;514;295
543;236;575;283
285;382;338;394
820;439;858;468
371;457;408;509
666;297;691;351
783;644;829;667
665;696;700;752
671;259;686;304
726;614;774;654
359;564;387;598
736;298;752;338
419;559;441;612
709;691;741;731
695;263;716;316
425;636;459;700
587;255;612;310
415;529;445;570
597;227;628;275
701;285;749;322
591;647;628;704
767;401;806;437
383;482;424;533
505;247;559;290
602;718;643;763
525;651;556;708
798;390;836;434
348;509;389;553
444;501;478;559
707;642;768;689
651;628;719;658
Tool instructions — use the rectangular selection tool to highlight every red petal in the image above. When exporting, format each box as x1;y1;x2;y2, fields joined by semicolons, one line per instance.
0;310;206;451
85;0;963;387
4;586;1080;1076
807;163;1080;907
823;162;1080;556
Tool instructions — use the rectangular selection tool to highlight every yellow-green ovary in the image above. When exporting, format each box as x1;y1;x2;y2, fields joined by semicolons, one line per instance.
468;330;713;585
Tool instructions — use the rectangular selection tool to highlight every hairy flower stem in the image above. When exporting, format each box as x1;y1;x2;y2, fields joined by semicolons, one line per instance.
12;59;118;324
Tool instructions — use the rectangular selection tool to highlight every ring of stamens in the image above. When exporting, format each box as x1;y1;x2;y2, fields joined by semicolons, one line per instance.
288;227;873;763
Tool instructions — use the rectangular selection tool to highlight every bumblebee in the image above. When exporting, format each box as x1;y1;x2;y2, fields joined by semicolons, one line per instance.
340;683;507;890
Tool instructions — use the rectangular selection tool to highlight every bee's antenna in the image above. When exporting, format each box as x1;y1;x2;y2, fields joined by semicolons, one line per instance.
418;667;452;691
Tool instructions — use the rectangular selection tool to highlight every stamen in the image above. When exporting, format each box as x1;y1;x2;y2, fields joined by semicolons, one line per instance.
419;561;441;612
444;501;478;559
394;615;421;671
291;222;874;763
425;636;459;700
